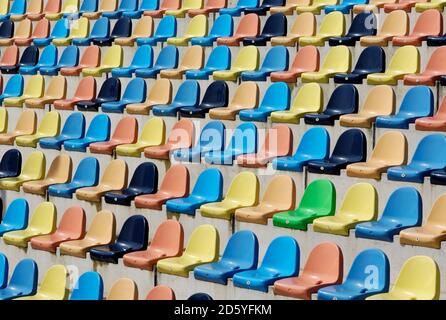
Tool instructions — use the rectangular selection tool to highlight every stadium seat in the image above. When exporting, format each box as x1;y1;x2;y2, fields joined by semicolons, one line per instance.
83;45;123;77
33;18;69;46
83;0;116;19
53;17;89;46
107;278;137;300
124;0;159;18
384;0;427;12
360;10;408;46
213;46;259;81
69;272;103;301
270;46;319;83
72;17;109;46
12;0;37;21
0;46;20;74
101;78;147;113
136;15;176;46
16;265;67;300
245;0;284;14
165;0;203;17
179;81;228;118
135;45;178;78
219;0;258;15
40;45;79;76
0;259;37;300
325;0;367;12
353;0;396;12
8;46;38;75
15;111;60;148
185;46;230;80
216;13;259;46
416;0;446;11
299;11;345;46
0;108;5;133
146;285;176;300
15;18;49;47
127;79;172;114
19;44;57;75
76;0;99;19
0;149;21;180
167;15;207;46
271;12;315;46
61;45;100;76
0;199;29;236
54;77;96;110
46;0;79;20
329;12;376;46
103;0;138;19
115;16;153;46
416;96;446;131
0;76;22;104
0;110;36;145
4;74;43;107
0;21;13;43
191;14;232;46
274;242;343;299
242;13;287;46
0;0;26;23
160;46;204;80
152;80;200;116
3;19;31;46
404;46;446;86
77;77;120;112
63;114;110;152
241;46;288;81
346;131;407;179
90;116;138;154
295;0;339;14
30;206;86;253
25;76;66;109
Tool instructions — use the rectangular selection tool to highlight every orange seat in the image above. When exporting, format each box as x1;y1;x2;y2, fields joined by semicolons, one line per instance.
15;18;49;46
384;0;427;12
123;220;184;271
273;242;343;300
134;165;189;210
107;278;138;300
0;19;32;46
30;206;86;253
188;0;226;16
28;0;60;20
90;116;138;155
416;95;446;131
145;0;181;17
60;46;100;77
145;285;176;300
0;110;36;145
270;46;319;83
53;77;96;110
217;13;259;46
404;46;446;86
0;46;19;69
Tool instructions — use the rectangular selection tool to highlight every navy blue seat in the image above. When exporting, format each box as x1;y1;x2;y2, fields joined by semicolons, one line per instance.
39;45;79;76
0;75;23;101
92;16;131;46
135;45;178;78
69;271;103;300
63;114;111;152
307;129;367;175
0;149;21;179
179;81;228;118
0;198;28;236
104;162;158;206
242;13;287;46
90;215;149;263
0;259;37;300
185;45;231;80
101;78;147;113
191;14;233;46
244;0;284;15
152;80;200;117
427;31;446;46
112;45;153;78
0;21;14;40
33;19;69;47
19;44;57;75
2;46;39;75
188;293;213;300
136;15;176;46
73;17;110;46
329;12;377;46
77;77;121;112
39;112;86;150
241;45;288;81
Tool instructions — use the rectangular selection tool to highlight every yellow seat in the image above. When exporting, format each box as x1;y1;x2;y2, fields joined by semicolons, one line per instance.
3;202;56;247
53;17;89;46
59;210;115;258
12;0;43;21
313;183;377;236
270;0;311;14
126;79;172;115
168;15;207;46
17;265;67;300
213;46;259;81
353;0;396;12
160;45;204;79
360;10;408;47
22;154;72;195
367;256;440;300
271;12;316;46
0;0;9;19
115;16;153;46
107;278;138;300
157;224;219;277
299;12;345;46
165;0;203;17
82;45;123;77
0;151;45;191
25;76;67;109
416;0;446;11
367;45;420;85
0;107;7;134
4;75;45;107
15;111;60;148
296;0;338;14
271;83;323;124
200;172;259;220
301;45;351;83
46;0;79;20
116;117;165;157
0;19;31;46
83;0;117;19
0;110;36;145
76;160;127;202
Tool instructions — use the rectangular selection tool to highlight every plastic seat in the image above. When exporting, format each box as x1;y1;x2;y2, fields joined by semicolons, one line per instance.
15;18;49;47
115;16;153;47
329;12;376;47
0;109;36;146
416;95;446;131
103;0;138;19
241;46;288;81
104;162;158;206
216;13;260;46
75;159;127;202
355;187;421;242
113;45;153;78
40;46;79;76
360;10;408;46
270;0;311;13
72;17;109;46
59;210;115;258
157;224;219;277
46;0;78;20
214;46;259;81
53;17;89;46
145;285;176;300
166;168;223;215
204;123;257;165
135;45;178;78
19;44;57;75
160;46;204;80
304;84;358;125
4;46;37;75
0;107;6;133
48;157;99;199
83;45;123;77
219;0;258;15
54;77;96;111
188;0;226;16
116;117;165;157
325;0;367;12
270;46;319;83
384;0;427;12
30;206;86;252
0;17;30;46
102;78;146;113
185;46;230;80
16;265;67;300
136;16;176;46
167;15;207;46
126;79;172;115
299;12;345;46
191;14;232;46
25;76;66;109
242;13;287;46
77;0;99;18
244;0;283;14
0;76;23;108
295;0;339;14
90;116;137;154
152;80;200;117
165;0;204;17
301;45;351;83
124;0;159;18
0;149;22;180
69;272;103;301
83;0;116;19
0;45;19;74
3;202;56;247
0;259;37;300
274;243;343;299
33;18;69;47
179;81;228;118
15;111;60;148
106;278;137;300
404;46;446;86
271;12;315;46
77;77;120;112
63;114;110;152
4;75;43;107
270;82;321;124
416;0;446;11
61;45;100;76
307;129;367;175
0;21;14;43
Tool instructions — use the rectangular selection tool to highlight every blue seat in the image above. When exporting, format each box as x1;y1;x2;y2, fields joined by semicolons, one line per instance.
239;82;290;122
73;17;110;46
329;12;376;46
241;45;288;81
0;20;14;40
191;14;233;46
112;45;153;78
1;46;37;74
427;31;446;47
245;0;284;15
77;77;121;111
388;134;446;183
102;78;147;113
48;157;99;198
220;0;259;16
355;187;422;242
325;0;368;14
152;80;200;117
376;86;434;129
317;249;389;300
103;0;139;19
185;45;230;80
242;13;286;46
69;271;103;300
188;293;213;300
33;19;69;47
174;121;225;163
0;259;37;300
0;0;26;22
304;84;359;125
104;162;158;206
90;215;149;263
179;81;228;118
0;198;28;236
307;129;367;175
194;230;258;285
136;15;176;46
64;114;111;152
204;122;257;165
92;16;131;46
40;113;86;150
0;75;23;103
0;149;22;179
135;45;178;78
78;0;99;17
124;0;160;18
233;236;299;292
19;44;57;75
0;254;6;288
273;127;330;172
166;168;223;215
40;45;79;76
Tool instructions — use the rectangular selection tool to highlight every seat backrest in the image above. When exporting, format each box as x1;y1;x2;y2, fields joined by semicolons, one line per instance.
229;81;258;110
107;278;138;300
155;45;178;69
232;45;259;71
179;45;204;70
74;77;96;100
79;45;101;68
185;14;208;37
184;224;219;261
191;168;222;200
127;162;158;193
290;45;319;72
145;285;175;300
387;45;420;74
85;210;115;243
338;183;377;221
361;85;394;115
166;119;194;148
158;164;189;195
147;79;172;105
302;242;343;284
90;17;109;38
291;82;322;112
209;14;233;37
37;44;57;67
205;45;231;71
100;159;127;189
79;0;98;12
224;171;258;206
70;17;89;38
28;202;56;234
299;179;335;213
425;46;446;74
111;116;138;143
37;265;67;300
14;18;31;38
173;80;200;105
325;84;358;115
44;0;61;14
46;154;71;182
14;109;37;134
353;46;385;74
62;0;80;13
58;45;79;67
348;12;376;36
133;16;153;38
235;13;260;37
3;74;23;98
411;9;442;36
380;187;421;226
102;45;123;68
98;0;117;11
0;149;22;177
50;18;69;38
97;77;121;101
116;215;148;248
1;45;19;67
150;220;184;256
259;82;290;112
289;12;315;37
36;111;60;136
118;0;138;11
0;20;14;38
72;157;99;186
379;9;408;36
139;117;165;145
221;230;258;268
70;271;103;300
57;206;86;239
9;0;26;15
260;125;292;156
318;11;344;36
155;15;177;38
200;80;228;107
111;17;132;38
122;78;146;102
46;76;66;99
19;45;39;66
198;120;225;152
21;151;45;179
180;0;203;9
370;131;407;164
8;259;37;295
261;45;288;72
261;13;286;37
260;236;299;274
411;134;446;167
321;45;351;72
32;18;50;39
397;85;433;117
331;129;366;162
227;122;257;155
2;198;28;230
426;193;446;226
24;75;45;98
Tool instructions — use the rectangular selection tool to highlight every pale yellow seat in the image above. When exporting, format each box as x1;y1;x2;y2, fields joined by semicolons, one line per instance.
83;45;123;77
299;12;345;46
0;19;31;46
271;83;323;124
46;0;79;20
0;0;9;20
313;183;377;236
76;160;127;202
126;79;172;115
0;110;36;145
367;45;420;85
360;10;409;46
4;75;45;107
53;17;89;46
16;265;67;300
116;117;165;157
157;224;219;277
296;0;338;14
11;0;43;21
271;12;316;46
107;278;138;300
353;0;396;12
59;210;115;258
3;202;56;247
167;15;208;46
83;0;118;19
416;0;446;11
165;0;203;17
0;107;7;133
160;46;204;79
0;151;45;191
270;0;312;14
301;45;351;83
15;111;60;148
213;46;259;81
115;16;153;46
25;76;67;109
